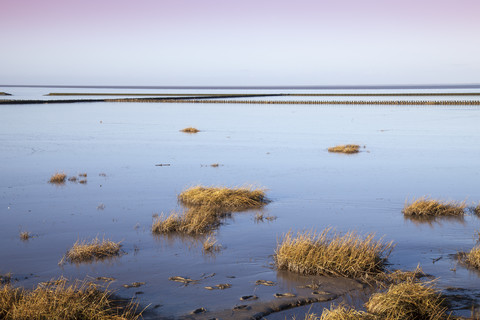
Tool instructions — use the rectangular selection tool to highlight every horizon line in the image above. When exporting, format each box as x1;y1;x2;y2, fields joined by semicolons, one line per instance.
2;84;480;90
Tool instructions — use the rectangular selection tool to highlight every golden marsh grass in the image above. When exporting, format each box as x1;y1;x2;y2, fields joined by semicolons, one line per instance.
152;207;224;235
475;204;480;215
314;272;448;320
49;172;66;184
402;197;466;216
0;279;140;320
275;229;393;280
365;278;448;320
318;305;370;320
178;186;268;211
327;144;361;154
464;246;480;270
60;237;122;264
180;127;200;133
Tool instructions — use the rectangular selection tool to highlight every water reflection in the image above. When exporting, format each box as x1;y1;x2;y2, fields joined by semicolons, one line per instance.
404;214;466;227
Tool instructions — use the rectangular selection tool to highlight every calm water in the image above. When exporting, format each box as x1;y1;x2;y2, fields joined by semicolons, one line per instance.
1;86;480;318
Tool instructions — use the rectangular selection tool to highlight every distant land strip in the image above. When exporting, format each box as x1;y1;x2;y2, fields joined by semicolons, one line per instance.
45;92;480;97
111;99;480;105
45;93;284;97
2;98;480;106
0;92;11;96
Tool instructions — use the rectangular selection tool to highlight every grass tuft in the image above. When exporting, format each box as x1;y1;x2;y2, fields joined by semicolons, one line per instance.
318;305;371;320
178;186;268;211
49;172;66;184
275;229;393;280
474;204;480;215
202;236;221;253
60;237;122;264
19;232;32;241
0;279;140;319
403;197;466;216
464;246;480;270
180;127;200;133
327;144;360;154
365;277;448;320
152;208;224;235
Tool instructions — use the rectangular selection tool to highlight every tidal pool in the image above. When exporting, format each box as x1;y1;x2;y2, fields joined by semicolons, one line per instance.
1;93;480;318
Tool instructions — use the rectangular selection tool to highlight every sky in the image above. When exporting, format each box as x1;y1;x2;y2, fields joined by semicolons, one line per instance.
1;0;480;86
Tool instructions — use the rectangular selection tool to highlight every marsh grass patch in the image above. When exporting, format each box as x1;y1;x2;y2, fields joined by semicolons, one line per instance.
60;237;122;264
275;228;393;281
458;246;480;270
0;279;140;320
178;185;268;211
180;127;200;133
152;207;226;235
403;197;466;217
327;144;361;154
49;172;67;184
314;272;448;320
474;204;480;215
317;304;370;320
365;277;448;320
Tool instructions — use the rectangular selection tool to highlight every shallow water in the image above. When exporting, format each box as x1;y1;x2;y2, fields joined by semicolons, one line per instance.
1;87;480;318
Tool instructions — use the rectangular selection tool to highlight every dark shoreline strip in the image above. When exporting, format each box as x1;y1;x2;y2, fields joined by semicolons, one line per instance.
45;93;285;97
0;92;12;96
46;92;480;97
2;98;480;106
112;99;480;105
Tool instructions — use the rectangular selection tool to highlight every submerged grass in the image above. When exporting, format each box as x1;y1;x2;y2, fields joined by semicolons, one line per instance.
60;237;122;264
178;185;268;211
180;127;200;133
275;229;393;280
0;279;140;320
49;172;66;184
327;144;360;154
403;197;466;216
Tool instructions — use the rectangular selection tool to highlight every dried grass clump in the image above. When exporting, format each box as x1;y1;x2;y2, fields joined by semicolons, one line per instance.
275;229;393;280
202;236;221;253
19;232;31;241
474;204;480;215
152;207;224;235
365;278;448;320
61;237;122;264
178;186;268;211
180;127;200;133
49;172;66;184
318;305;371;320
328;144;360;154
464;246;480;270
0;279;140;319
403;197;466;216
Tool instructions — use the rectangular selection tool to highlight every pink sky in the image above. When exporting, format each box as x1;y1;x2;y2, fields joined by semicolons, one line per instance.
1;0;479;85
